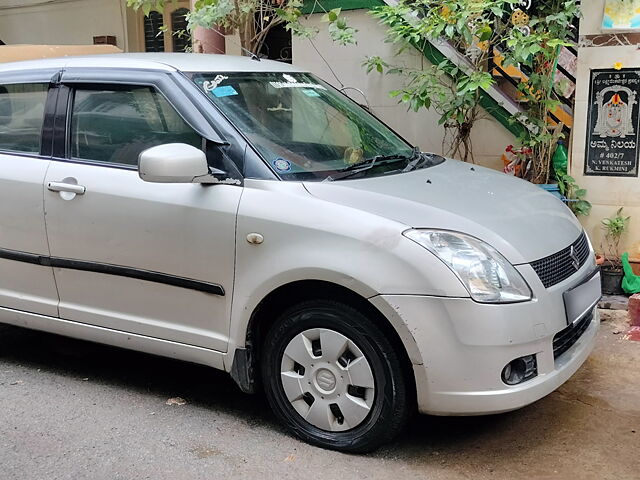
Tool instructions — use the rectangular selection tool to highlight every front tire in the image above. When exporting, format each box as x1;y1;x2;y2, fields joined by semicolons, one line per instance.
261;299;410;453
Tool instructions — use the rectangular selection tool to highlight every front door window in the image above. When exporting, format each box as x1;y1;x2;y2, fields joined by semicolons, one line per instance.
70;86;201;166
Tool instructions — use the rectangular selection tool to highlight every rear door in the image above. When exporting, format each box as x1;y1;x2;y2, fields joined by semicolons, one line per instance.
0;74;59;317
42;71;242;351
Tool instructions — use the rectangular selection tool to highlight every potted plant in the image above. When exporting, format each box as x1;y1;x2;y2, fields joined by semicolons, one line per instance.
600;207;631;295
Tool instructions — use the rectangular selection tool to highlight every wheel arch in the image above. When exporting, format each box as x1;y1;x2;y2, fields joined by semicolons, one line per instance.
229;279;420;398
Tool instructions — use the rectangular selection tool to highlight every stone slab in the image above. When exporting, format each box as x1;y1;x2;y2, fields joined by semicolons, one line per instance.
598;294;629;310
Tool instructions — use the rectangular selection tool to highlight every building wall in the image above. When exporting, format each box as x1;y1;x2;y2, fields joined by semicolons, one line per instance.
0;0;196;54
0;0;129;49
580;0;606;36
292;10;516;170
571;1;640;259
127;1;192;53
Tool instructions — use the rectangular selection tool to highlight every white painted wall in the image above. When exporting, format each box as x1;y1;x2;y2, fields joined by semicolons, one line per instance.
570;0;640;258
0;0;129;49
292;10;517;170
580;0;606;36
571;44;640;259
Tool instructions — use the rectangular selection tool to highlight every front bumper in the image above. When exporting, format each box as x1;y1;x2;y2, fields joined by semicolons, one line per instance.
370;263;600;415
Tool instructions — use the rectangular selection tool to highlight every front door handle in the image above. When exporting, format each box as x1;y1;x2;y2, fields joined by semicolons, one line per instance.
47;181;86;195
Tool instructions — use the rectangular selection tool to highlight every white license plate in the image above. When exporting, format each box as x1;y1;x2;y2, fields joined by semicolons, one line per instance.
563;270;602;325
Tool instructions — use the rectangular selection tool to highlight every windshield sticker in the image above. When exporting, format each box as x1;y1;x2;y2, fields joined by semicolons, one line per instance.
301;89;321;98
202;75;229;92
269;81;327;90
273;158;292;172
211;85;238;98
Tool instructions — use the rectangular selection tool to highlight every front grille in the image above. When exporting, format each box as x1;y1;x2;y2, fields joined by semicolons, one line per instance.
553;312;593;359
530;232;590;288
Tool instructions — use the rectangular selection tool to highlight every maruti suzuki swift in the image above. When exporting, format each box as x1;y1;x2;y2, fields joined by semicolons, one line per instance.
0;53;601;452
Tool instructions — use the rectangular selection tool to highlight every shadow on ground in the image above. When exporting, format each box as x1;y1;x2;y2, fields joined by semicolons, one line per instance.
0;324;519;449
0;324;272;427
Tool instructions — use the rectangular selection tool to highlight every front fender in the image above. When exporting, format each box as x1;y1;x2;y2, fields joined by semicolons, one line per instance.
226;179;467;357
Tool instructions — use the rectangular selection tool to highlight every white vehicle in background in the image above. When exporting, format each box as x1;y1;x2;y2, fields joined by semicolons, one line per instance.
0;53;601;452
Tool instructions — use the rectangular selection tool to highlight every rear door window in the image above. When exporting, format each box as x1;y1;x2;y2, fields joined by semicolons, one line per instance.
69;85;202;166
0;83;48;154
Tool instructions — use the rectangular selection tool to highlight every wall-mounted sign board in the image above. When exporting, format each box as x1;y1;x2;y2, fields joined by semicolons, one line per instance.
585;69;640;177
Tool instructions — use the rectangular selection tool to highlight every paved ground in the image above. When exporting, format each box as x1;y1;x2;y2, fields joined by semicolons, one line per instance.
1;311;638;480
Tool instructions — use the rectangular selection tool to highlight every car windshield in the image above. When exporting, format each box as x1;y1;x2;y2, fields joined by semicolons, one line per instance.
191;72;443;181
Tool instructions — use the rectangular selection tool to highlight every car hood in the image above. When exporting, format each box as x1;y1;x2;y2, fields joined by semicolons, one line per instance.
303;159;583;264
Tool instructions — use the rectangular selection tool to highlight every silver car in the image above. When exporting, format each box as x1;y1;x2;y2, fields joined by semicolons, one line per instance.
0;53;601;452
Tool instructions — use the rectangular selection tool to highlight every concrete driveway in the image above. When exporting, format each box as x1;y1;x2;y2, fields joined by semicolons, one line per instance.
1;311;638;480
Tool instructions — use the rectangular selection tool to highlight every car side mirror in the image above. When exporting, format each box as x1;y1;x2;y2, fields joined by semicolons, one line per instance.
139;143;214;183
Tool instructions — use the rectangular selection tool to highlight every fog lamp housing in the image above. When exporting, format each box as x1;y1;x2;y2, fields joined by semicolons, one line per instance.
501;355;538;385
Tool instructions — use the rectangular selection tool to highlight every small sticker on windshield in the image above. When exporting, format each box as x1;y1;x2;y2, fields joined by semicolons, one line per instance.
273;158;291;172
212;85;238;98
302;89;321;97
202;75;229;92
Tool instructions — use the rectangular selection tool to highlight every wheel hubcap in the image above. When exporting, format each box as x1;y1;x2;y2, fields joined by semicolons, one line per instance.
280;328;375;432
315;368;337;392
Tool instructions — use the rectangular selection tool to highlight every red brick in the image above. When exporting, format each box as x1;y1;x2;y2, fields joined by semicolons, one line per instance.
624;326;640;341
628;294;640;327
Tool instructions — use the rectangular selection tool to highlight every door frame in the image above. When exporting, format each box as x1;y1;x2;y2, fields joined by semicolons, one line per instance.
53;67;226;159
51;67;260;179
0;70;60;317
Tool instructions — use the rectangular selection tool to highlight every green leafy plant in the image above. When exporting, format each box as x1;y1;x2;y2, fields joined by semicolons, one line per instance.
127;0;356;55
365;0;519;163
557;172;591;217
322;8;357;46
601;207;631;269
365;0;580;174
505;0;582;184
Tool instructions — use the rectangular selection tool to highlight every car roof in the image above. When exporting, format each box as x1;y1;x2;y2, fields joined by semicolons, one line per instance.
0;52;307;74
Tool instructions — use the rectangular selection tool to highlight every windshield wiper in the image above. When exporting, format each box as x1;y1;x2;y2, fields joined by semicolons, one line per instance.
324;147;420;181
402;152;446;173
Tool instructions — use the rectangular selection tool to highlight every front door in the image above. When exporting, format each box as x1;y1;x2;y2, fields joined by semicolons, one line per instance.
43;82;240;351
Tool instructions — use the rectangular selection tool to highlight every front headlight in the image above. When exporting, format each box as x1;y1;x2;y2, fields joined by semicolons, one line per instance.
403;229;532;303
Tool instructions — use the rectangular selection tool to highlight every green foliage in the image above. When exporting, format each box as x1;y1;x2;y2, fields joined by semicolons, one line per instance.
603;207;631;240
127;0;356;54
323;8;358;46
276;2;317;39
366;1;522;162
504;0;581;184
557;173;591;217
602;207;631;264
187;0;235;31
367;0;581;172
127;0;164;17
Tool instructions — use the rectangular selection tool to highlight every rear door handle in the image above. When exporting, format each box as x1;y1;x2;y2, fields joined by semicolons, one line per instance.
47;182;86;195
